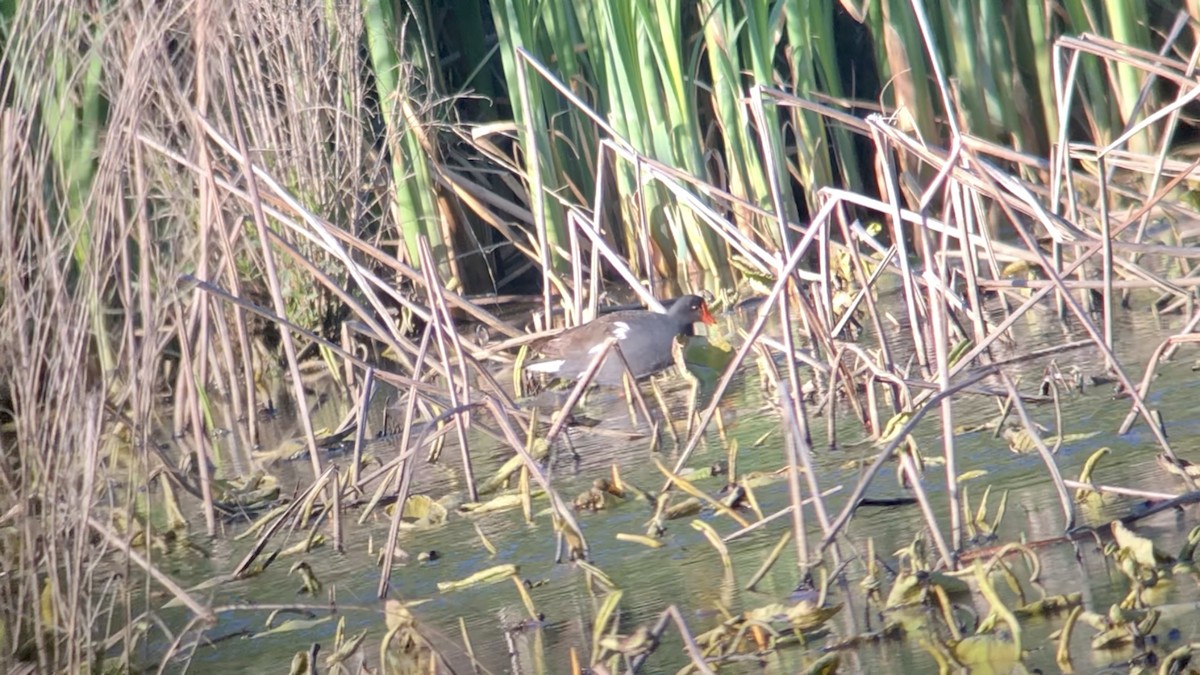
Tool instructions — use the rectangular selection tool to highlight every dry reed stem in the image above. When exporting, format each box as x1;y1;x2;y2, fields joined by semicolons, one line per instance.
998;374;1075;531
663;196;839;492
780;382;811;568
481;397;589;561
184;275;449;400
418;238;477;502
222;58;324;483
722;486;845;543
627;605;716;675
350;368;376;487
818;367;998;555
541;339;616;447
188;117;521;340
171;299;219;535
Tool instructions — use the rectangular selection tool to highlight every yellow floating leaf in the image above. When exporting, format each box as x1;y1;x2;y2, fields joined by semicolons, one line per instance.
325;630;367;667
616;533;663;548
253;616;332;638
1111;521;1174;568
436;564;518;592
952;633;1021;669
786;601;842;632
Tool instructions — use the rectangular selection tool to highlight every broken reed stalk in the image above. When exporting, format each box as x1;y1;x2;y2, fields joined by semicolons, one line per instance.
567;209;584;326
870;122;930;374
330;466;343;553
780;381;811;568
782;383;833;538
626;605;715;675
184;275;448;400
357;326;433;514
1120;333;1200;434
948;182;987;346
818;367;997;555
418;238;478;502
185;117;520;350
964;149;1180;463
1062;480;1176;501
922;208;964;552
1096;154;1115;369
1001;374;1075;529
611;344;656;428
171;299;218;535
350;367;376;486
752;83;818;448
721;486;843;543
571;200;666;312
231;501;296;580
663;196;839;492
219;65;322;485
541;338;617;447
481;396;590;560
377;401;478;598
823;135;1178;463
745;532;792;592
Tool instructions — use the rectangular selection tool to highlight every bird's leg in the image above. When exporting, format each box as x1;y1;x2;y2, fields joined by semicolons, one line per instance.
648;377;677;448
671;338;701;435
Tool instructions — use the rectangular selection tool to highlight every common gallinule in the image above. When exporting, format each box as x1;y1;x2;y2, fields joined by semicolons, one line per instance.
526;295;716;384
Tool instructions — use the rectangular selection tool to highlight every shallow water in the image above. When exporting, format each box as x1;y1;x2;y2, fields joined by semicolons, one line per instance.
149;303;1200;673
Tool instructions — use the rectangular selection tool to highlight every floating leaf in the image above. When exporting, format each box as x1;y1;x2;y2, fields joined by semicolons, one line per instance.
288;651;309;675
951;633;1021;670
325;630;367;667
878;412;913;444
692;520;732;574
1111;521;1174;569
1004;428;1038;453
590;589;624;660
280;534;325;556
459;492;541;515
599;625;654;658
576;560;617;590
785;601;842;632
957;470;989;483
884;572;923;609
1014;593;1081;617
1077;447;1110;484
741;470;786;488
386;494;448;529
1000;259;1034;278
616;533;663;548
437;564;518;592
252;616;332;638
1178;525;1200;563
661;497;702;520
289;561;322;596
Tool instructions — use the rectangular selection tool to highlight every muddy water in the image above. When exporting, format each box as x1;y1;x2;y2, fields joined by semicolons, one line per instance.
153;304;1200;673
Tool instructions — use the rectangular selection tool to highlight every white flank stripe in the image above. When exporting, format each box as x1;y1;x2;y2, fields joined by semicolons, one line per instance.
525;359;565;373
611;321;630;341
